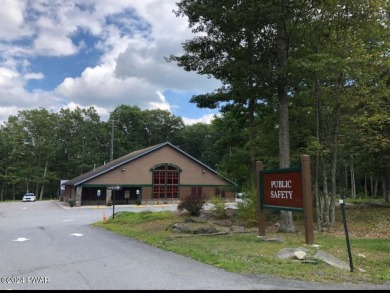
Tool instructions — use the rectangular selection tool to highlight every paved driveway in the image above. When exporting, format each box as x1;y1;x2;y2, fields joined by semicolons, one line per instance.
0;200;388;290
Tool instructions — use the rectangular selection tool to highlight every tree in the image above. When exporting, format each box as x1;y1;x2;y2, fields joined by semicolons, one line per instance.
142;109;185;146
167;0;277;186
177;122;218;167
211;107;252;188
109;105;146;158
0;109;58;199
108;105;185;158
291;0;390;226
0;116;26;200
168;0;308;232
55;107;104;178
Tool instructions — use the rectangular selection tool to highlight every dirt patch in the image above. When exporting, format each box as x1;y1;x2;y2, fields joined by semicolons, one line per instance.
169;208;256;235
172;204;390;239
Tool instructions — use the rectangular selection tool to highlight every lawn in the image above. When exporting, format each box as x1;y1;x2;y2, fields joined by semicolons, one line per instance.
93;200;390;285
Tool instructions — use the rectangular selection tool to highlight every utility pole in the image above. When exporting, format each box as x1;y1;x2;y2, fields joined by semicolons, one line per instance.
110;110;120;162
110;118;114;161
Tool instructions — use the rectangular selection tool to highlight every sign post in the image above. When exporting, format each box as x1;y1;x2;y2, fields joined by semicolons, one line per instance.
340;194;354;272
97;189;101;208
108;185;121;219
301;155;314;244
136;189;140;205
256;161;266;236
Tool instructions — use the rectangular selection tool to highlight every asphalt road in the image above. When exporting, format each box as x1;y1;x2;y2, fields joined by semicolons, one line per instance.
0;200;389;290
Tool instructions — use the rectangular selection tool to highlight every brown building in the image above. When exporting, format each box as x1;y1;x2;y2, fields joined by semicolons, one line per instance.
63;142;236;207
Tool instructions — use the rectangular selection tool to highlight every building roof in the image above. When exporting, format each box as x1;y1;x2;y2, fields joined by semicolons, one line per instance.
64;141;236;187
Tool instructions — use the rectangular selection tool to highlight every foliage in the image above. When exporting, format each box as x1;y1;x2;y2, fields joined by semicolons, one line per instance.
235;184;258;227
176;122;221;169
56;106;104;178
211;111;252;188
208;196;227;219
110;105;185;159
177;193;207;216
68;198;75;207
167;0;390;230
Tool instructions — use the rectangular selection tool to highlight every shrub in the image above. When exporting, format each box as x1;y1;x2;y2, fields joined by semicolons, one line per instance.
209;196;227;219
68;198;75;207
177;193;207;216
236;185;258;226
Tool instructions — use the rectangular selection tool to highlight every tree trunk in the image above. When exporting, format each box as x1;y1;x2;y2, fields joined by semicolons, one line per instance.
381;174;387;202
314;153;320;228
370;174;374;197
40;161;48;200
374;178;378;198
350;155;356;198
330;108;339;225
364;173;368;198
0;168;6;202
344;164;348;191
314;77;322;228
248;98;256;186
276;11;294;233
322;162;330;227
245;31;257;188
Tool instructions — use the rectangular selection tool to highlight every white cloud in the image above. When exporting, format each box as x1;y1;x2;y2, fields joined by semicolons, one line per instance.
182;113;220;126
0;0;31;40
0;67;19;86
0;0;221;126
24;72;44;81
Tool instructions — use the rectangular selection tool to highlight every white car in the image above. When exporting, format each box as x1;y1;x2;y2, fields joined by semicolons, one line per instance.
22;193;36;202
235;192;245;203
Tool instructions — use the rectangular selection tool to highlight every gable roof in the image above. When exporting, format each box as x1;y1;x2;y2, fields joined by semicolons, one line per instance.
64;141;236;187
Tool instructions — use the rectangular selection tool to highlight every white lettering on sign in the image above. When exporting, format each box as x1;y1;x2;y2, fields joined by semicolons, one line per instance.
270;180;293;199
270;180;292;188
270;190;293;199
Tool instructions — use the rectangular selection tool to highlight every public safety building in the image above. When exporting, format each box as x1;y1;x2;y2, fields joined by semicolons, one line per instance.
63;142;236;206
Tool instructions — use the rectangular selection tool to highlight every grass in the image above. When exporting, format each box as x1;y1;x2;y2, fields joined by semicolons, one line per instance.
93;200;390;285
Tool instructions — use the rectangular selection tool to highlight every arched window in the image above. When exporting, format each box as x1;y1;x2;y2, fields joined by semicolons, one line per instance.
151;163;180;199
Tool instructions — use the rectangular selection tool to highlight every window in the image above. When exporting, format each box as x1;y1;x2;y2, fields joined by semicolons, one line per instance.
152;164;180;199
191;187;203;197
215;188;225;198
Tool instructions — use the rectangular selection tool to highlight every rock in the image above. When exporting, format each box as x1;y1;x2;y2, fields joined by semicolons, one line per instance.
294;251;307;260
170;222;220;234
314;250;350;271
274;247;352;271
171;223;193;233
231;225;246;232
276;247;309;259
257;235;285;242
194;227;218;234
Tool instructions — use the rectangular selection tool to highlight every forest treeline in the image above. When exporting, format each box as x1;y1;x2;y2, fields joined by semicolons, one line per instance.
0;105;245;201
0;0;389;230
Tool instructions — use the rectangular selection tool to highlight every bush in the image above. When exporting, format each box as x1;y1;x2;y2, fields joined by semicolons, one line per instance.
177;193;207;216
236;185;258;226
68;199;75;207
209;196;227;219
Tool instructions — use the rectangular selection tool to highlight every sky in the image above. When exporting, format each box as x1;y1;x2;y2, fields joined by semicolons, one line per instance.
0;0;223;126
